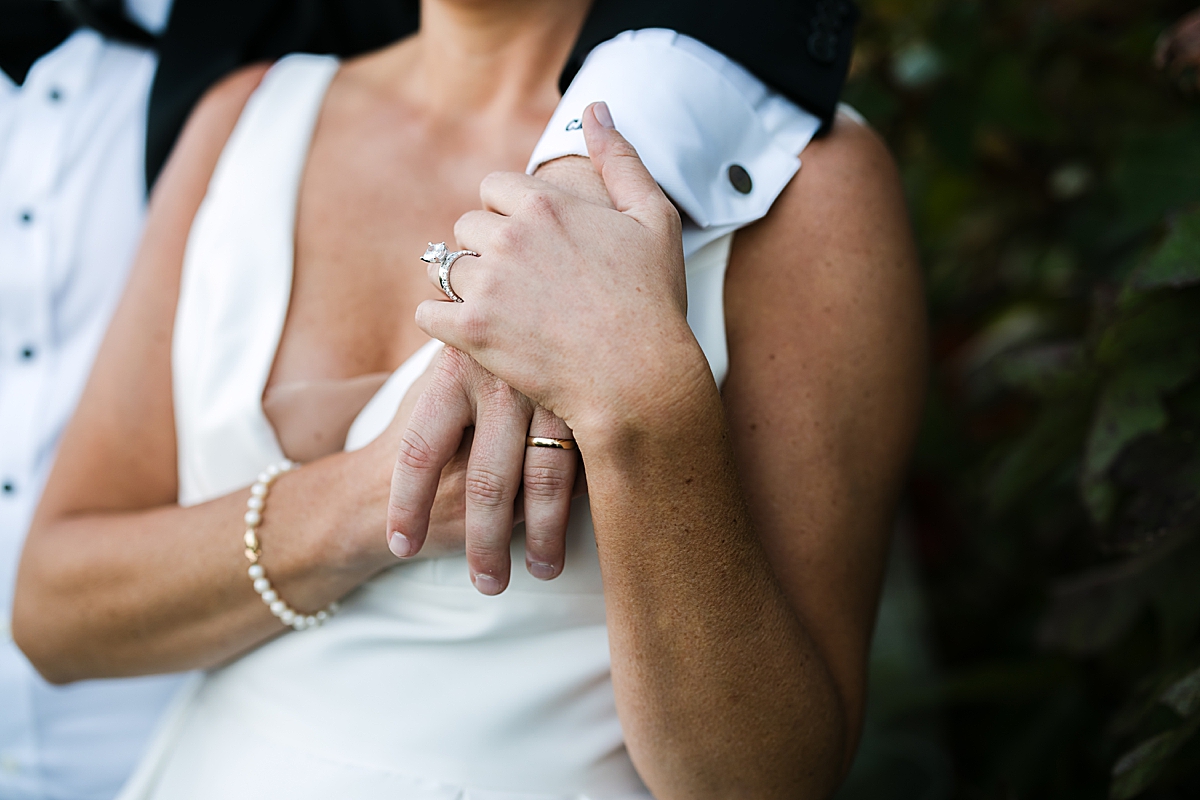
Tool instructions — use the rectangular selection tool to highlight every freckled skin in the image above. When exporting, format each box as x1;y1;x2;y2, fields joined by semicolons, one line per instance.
14;2;926;795
412;109;927;798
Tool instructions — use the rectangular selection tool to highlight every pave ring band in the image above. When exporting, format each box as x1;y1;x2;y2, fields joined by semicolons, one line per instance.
526;436;577;451
421;242;479;303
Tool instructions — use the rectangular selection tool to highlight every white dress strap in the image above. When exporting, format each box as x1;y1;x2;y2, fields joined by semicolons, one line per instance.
683;233;735;386
172;55;338;506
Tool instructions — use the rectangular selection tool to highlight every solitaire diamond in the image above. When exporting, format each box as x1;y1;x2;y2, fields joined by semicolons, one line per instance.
421;242;448;263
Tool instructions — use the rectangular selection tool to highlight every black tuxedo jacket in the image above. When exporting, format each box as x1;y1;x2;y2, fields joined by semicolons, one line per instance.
147;0;858;189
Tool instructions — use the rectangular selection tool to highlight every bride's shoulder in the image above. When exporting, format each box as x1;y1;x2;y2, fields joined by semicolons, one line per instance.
157;64;273;193
726;111;919;309
755;112;908;255
142;63;274;258
194;63;274;120
724;109;926;405
818;115;901;206
119;62;276;356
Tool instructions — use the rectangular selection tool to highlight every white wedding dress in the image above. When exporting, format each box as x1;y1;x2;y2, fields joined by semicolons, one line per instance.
116;54;814;799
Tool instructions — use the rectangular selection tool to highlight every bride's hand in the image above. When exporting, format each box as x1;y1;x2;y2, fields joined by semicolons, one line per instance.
413;103;708;441
384;346;583;594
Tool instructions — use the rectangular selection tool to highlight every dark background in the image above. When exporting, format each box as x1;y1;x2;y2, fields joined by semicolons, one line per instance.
834;1;1200;798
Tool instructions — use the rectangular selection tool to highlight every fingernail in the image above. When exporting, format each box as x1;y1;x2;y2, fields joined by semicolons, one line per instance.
592;101;614;130
472;573;503;595
389;531;414;558
528;561;558;580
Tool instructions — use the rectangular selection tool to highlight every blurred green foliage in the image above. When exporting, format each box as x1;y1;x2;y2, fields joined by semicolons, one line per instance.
842;0;1200;796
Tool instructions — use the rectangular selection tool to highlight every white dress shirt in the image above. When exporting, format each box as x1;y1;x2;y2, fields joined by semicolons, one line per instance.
529;29;821;256
0;26;184;800
0;13;821;800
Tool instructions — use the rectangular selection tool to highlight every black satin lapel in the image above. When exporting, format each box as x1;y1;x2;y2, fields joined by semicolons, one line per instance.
146;0;420;190
62;0;156;48
0;0;78;85
567;0;859;133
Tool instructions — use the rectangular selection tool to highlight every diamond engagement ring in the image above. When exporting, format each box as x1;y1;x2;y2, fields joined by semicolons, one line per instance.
421;242;479;303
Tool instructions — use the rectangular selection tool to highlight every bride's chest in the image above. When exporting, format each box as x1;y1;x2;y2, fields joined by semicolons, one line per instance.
272;164;463;386
270;93;544;387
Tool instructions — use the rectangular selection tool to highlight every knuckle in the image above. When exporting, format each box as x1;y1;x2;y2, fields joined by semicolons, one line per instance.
523;463;573;500
386;497;418;530
615;140;642;161
459;307;490;350
465;466;514;508
479;374;520;406
523;517;564;563
465;541;509;567
495;222;523;253
522;190;558;220
452;215;471;243
523;530;561;553
395;428;439;472
426;359;466;400
480;171;507;192
438;345;473;377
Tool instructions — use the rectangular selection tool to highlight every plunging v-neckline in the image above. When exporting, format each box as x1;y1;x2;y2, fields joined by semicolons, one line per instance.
172;52;738;511
248;58;434;463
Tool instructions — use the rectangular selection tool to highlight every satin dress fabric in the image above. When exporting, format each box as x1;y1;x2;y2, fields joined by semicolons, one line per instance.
119;54;742;800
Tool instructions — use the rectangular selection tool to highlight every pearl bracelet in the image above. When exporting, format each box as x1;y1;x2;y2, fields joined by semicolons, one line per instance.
243;459;339;631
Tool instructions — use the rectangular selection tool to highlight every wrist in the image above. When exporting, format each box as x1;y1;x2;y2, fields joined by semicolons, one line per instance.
571;335;720;460
304;446;396;576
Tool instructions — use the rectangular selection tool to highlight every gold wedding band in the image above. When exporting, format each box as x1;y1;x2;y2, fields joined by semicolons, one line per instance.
526;436;577;450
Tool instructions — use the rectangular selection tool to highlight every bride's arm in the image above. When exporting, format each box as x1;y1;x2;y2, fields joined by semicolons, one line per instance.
415;107;927;798
11;66;407;683
592;116;926;797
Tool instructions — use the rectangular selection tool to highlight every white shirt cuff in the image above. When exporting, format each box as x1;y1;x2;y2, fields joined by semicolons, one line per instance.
527;29;822;254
